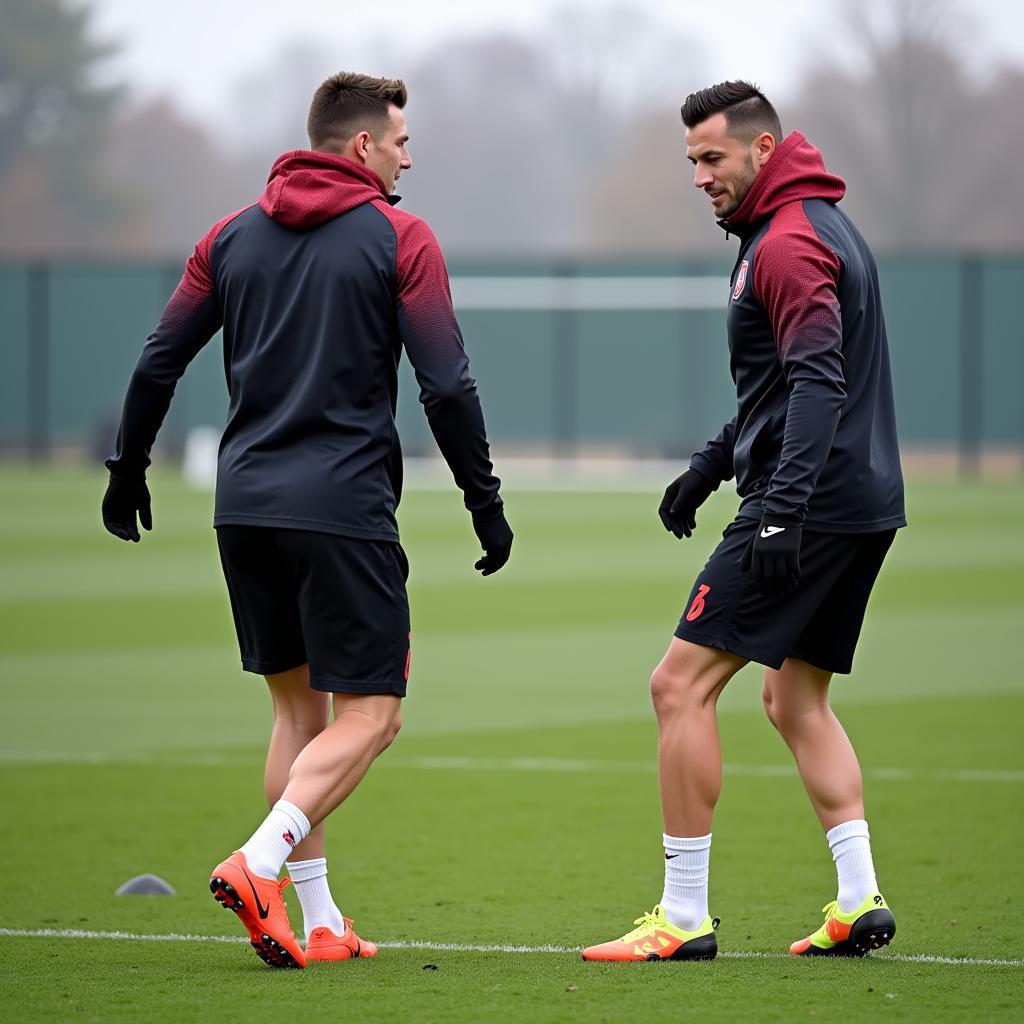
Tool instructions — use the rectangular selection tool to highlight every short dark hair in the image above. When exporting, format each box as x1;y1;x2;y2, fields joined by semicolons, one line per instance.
307;72;408;150
680;80;782;142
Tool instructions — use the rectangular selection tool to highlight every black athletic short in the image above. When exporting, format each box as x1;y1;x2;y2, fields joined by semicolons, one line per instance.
673;517;896;674
216;526;411;696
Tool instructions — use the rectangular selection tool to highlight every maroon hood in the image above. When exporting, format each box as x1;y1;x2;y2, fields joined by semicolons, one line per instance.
720;131;845;235
259;150;388;229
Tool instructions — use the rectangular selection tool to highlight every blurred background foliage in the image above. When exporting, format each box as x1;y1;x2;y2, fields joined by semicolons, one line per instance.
2;0;1022;259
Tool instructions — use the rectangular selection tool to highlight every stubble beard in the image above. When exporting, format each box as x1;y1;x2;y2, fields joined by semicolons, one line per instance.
717;153;758;220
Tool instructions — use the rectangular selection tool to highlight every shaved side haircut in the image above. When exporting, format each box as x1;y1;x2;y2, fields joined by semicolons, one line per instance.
680;80;782;143
307;72;408;150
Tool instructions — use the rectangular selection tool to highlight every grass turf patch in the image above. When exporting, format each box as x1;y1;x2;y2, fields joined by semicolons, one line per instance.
1;468;1022;1021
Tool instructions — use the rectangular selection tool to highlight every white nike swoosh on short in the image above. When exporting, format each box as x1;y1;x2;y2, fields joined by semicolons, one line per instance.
760;526;786;538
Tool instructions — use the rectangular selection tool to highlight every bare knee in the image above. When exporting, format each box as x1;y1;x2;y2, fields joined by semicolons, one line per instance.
763;684;802;735
762;682;828;739
272;710;327;746
651;662;687;718
332;694;403;754
655;638;745;720
272;703;329;741
651;651;731;720
369;701;402;752
268;669;329;738
762;683;780;731
378;710;402;752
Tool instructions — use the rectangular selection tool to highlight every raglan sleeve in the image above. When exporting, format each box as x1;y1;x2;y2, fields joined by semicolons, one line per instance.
754;224;847;522
105;224;225;479
392;214;503;516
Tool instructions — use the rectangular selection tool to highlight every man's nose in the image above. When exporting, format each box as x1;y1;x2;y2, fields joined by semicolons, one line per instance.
693;165;712;189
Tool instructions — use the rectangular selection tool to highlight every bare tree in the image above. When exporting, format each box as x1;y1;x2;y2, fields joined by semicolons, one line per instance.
582;107;725;255
101;98;266;256
6;0;1021;257
783;0;1023;250
0;0;127;253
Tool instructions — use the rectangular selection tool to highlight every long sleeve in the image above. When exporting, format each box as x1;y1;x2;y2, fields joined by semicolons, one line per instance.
390;213;502;515
753;217;847;521
690;416;737;485
106;223;226;478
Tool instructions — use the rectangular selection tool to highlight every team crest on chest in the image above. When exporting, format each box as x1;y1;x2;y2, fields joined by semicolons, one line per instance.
732;260;749;300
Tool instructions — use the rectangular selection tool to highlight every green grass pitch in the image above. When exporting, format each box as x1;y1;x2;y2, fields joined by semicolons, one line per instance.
2;466;1023;1022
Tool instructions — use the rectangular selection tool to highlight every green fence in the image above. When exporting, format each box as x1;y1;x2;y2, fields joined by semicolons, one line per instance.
1;256;1021;469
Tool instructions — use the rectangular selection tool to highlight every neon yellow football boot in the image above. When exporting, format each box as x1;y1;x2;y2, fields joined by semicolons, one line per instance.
789;892;896;956
582;905;719;962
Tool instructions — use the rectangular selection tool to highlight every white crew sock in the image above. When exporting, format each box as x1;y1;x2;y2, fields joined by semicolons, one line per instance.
660;832;712;931
239;799;311;880
827;818;878;912
286;858;347;942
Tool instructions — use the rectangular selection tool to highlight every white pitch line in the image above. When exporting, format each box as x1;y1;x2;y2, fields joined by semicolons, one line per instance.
0;928;1020;967
379;939;577;954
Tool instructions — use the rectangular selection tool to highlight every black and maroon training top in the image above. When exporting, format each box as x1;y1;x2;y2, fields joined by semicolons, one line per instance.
107;151;502;542
690;132;906;533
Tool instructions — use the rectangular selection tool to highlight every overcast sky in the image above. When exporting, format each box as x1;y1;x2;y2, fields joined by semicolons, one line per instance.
90;0;1024;128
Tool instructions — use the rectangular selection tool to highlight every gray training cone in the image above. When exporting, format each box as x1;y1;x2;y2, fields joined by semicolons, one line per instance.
115;873;176;896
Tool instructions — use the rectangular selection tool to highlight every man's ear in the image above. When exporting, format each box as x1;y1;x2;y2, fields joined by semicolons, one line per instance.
752;131;776;170
353;130;372;161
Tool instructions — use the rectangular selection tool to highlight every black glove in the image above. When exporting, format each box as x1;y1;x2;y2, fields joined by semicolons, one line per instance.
472;506;513;576
102;474;152;542
740;516;802;596
658;468;715;539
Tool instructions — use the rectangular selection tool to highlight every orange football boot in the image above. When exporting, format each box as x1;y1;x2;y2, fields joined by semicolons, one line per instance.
582;905;719;962
209;851;307;969
305;918;379;962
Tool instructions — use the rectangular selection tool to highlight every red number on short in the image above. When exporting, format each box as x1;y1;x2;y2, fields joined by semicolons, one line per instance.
686;584;711;622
